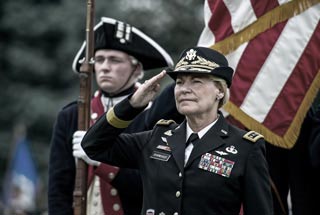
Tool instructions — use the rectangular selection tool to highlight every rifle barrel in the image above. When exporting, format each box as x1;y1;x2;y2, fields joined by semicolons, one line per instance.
73;0;95;214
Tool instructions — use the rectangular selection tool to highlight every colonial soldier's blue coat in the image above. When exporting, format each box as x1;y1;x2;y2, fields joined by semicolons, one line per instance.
48;83;183;215
82;98;273;215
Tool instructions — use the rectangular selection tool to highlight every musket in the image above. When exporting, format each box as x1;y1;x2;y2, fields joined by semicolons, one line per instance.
73;0;95;214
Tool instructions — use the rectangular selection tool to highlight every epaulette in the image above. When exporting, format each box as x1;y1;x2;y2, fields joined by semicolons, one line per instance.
156;119;176;126
243;131;264;143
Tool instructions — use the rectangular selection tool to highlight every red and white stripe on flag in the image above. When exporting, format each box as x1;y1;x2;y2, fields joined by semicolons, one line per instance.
198;0;320;148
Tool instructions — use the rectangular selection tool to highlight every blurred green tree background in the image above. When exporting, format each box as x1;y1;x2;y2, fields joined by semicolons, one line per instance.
0;0;204;212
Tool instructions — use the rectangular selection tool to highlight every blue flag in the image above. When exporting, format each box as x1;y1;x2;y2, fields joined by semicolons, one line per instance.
3;137;38;212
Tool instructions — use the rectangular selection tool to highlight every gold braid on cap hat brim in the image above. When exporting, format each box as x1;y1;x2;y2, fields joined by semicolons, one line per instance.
174;56;220;72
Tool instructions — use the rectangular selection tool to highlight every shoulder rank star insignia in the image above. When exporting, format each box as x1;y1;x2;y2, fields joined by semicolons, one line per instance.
243;131;264;143
215;150;228;156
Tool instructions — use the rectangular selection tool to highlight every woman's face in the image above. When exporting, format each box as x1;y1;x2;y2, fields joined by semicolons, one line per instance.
174;74;221;117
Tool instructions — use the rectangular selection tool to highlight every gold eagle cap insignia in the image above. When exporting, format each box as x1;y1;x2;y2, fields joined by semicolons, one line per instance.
243;131;264;143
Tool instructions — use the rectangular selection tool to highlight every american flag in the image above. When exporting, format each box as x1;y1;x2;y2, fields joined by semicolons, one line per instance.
198;0;320;148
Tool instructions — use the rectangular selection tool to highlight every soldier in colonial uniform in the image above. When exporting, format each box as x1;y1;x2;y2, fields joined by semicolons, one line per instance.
81;47;274;215
48;17;183;215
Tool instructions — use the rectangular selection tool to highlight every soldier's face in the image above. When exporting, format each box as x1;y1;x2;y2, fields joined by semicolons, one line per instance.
94;49;140;94
174;74;220;117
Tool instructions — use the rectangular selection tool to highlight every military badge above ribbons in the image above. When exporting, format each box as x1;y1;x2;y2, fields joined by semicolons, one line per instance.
198;153;235;178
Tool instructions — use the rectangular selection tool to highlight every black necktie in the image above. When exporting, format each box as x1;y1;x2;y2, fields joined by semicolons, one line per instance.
186;133;199;147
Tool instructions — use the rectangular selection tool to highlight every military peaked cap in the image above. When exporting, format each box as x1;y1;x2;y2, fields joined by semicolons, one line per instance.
167;47;234;87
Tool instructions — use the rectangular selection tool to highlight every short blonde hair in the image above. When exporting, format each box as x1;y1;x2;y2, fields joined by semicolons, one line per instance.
210;76;229;108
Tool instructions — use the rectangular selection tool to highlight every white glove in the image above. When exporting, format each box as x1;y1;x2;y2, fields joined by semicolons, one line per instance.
72;130;100;166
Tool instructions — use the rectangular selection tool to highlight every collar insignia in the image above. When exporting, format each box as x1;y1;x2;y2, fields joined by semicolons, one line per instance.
164;130;172;136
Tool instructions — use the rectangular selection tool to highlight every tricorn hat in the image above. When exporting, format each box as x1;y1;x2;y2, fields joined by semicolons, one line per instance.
72;17;173;73
167;47;234;87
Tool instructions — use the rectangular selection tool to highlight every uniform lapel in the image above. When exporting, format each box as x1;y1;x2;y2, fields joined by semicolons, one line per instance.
185;116;229;168
166;121;187;172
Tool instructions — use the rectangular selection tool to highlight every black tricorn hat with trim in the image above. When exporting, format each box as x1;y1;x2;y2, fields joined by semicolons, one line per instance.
72;17;173;73
167;47;234;87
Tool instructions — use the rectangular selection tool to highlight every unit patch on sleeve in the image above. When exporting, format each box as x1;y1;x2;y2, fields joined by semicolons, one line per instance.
243;131;264;143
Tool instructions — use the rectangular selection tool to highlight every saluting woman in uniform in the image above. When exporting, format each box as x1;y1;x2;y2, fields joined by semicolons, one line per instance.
81;47;273;215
